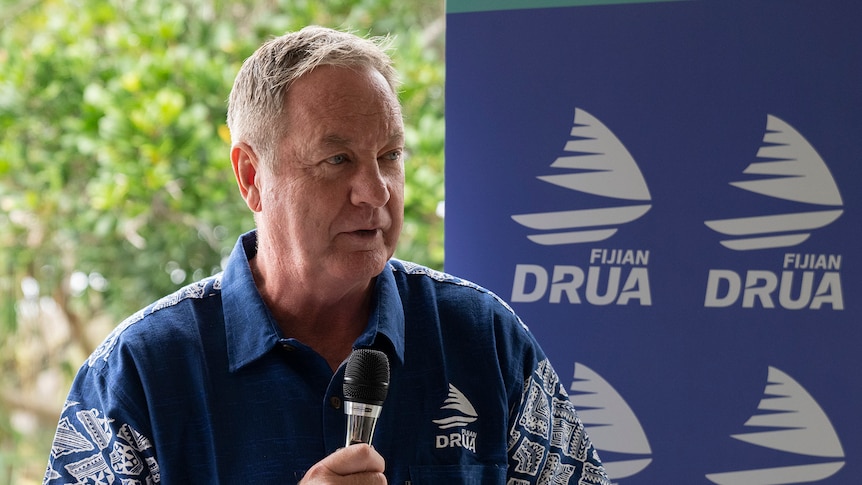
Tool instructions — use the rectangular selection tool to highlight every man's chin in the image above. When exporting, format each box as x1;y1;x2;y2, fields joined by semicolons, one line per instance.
334;249;390;276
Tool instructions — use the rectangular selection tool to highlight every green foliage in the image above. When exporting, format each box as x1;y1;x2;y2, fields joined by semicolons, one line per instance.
0;0;444;481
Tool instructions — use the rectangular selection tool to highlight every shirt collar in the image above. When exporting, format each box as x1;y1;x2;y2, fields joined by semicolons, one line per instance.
222;231;281;372
221;230;405;372
354;263;406;365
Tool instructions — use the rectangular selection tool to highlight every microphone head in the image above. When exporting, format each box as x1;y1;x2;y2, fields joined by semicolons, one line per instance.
343;349;390;406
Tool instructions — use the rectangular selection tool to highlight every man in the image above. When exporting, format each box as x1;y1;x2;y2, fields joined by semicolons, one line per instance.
44;26;610;484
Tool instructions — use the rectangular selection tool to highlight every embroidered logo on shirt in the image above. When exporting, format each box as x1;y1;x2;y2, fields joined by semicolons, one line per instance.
433;384;478;453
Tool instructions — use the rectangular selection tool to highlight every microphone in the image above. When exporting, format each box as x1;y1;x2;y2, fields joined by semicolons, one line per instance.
342;348;390;446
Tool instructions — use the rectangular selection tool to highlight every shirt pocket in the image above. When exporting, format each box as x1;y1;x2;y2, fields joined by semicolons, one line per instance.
406;464;506;484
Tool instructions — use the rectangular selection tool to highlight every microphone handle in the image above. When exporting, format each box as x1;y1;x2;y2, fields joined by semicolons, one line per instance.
344;401;383;446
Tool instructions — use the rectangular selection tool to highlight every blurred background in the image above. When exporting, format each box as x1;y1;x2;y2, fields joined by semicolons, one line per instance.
0;0;445;482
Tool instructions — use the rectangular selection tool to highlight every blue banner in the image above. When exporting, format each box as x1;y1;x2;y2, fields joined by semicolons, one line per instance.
445;0;861;482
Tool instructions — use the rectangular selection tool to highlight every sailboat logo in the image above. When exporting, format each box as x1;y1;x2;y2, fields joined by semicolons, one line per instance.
706;366;845;484
512;108;652;245
705;115;844;250
432;384;478;429
569;363;651;483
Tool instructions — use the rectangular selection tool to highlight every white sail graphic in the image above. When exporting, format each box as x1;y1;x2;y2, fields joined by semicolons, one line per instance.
569;363;651;482
706;366;845;484
705;115;843;250
512;109;652;245
432;384;478;429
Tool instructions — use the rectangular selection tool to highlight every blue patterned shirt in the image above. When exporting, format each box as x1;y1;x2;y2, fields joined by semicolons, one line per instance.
44;230;609;484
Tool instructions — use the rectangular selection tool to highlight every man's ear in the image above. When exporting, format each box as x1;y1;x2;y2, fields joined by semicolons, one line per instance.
231;142;262;212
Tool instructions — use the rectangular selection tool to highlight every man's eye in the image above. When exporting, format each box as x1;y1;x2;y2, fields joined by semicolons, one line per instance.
382;150;402;161
326;154;348;165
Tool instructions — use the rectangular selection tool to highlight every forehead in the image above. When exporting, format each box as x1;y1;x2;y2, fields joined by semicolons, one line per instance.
283;65;403;136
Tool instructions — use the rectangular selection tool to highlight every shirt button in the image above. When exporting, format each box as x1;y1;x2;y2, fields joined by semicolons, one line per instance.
329;396;342;410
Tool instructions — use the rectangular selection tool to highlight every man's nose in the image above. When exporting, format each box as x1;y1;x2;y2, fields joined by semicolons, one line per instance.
350;160;390;208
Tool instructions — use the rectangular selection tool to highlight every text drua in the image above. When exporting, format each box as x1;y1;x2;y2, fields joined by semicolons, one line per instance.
705;253;844;310
436;429;477;453
704;269;843;310
511;249;651;305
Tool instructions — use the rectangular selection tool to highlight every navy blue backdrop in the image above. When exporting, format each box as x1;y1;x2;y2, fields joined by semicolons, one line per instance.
445;0;860;483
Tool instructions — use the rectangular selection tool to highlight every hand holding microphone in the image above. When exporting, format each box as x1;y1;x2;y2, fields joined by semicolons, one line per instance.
298;444;386;484
299;349;390;484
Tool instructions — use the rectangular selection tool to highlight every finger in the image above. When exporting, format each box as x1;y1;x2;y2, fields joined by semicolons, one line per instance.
300;444;387;484
326;444;385;476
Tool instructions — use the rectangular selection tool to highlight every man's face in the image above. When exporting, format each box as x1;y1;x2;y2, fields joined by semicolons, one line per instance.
256;64;405;286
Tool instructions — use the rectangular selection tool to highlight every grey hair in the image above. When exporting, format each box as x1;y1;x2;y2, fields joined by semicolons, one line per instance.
226;26;400;162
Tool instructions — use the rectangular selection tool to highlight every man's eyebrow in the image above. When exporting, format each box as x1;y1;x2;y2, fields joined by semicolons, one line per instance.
389;131;405;145
320;132;405;147
321;134;351;148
